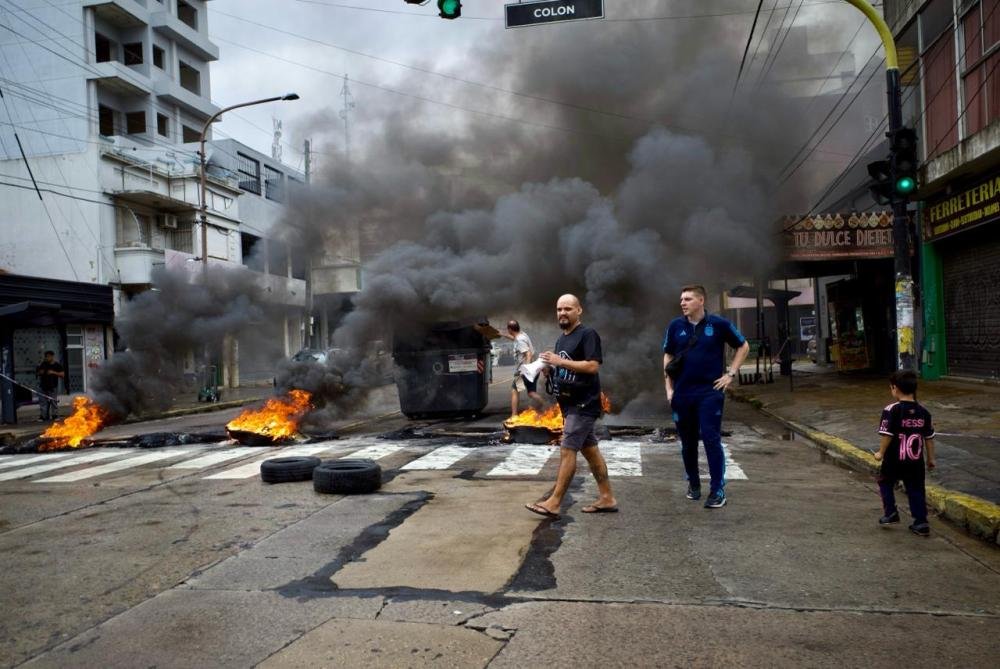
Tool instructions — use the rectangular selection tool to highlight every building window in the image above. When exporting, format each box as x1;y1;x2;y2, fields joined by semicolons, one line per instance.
152;44;165;70
267;239;289;277
123;42;143;66
264;165;284;202
177;1;198;30
178;61;200;95
118;211;151;247
182;125;199;143
236;152;261;195
156;113;170;137
98;105;115;136
960;1;1000;138
242;233;264;272
163;220;194;254
125;111;146;135
95;33;113;63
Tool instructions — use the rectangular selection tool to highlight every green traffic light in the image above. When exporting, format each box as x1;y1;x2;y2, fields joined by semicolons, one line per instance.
896;176;916;194
438;0;460;17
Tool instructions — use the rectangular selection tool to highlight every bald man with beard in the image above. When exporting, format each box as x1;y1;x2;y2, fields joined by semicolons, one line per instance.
525;294;617;519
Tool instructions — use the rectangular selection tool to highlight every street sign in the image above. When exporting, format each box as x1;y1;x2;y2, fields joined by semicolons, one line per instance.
505;0;604;29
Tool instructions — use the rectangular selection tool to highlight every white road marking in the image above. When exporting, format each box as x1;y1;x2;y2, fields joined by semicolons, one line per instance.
167;447;269;469
0;453;74;470
339;444;404;461
696;443;748;481
0;450;125;481
203;444;333;480
723;443;748;481
400;445;473;470
487;446;555;476
36;449;198;483
600;442;643;476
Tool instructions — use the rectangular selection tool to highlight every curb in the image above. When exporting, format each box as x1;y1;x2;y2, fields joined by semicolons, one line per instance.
123;398;264;423
732;389;1000;546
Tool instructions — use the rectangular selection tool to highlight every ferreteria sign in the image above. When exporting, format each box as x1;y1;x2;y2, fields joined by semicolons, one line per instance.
505;0;604;29
924;173;1000;241
780;212;897;261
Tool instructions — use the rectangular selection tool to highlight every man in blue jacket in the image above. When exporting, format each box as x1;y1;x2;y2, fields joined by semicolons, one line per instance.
663;285;749;508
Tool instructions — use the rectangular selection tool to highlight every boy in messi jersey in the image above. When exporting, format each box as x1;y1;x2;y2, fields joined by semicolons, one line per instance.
874;370;937;537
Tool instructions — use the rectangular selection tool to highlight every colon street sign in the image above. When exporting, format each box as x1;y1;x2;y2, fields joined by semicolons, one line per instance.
505;0;604;29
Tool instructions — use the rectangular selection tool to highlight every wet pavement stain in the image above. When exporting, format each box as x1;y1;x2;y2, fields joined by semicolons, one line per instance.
274;492;433;599
504;480;582;592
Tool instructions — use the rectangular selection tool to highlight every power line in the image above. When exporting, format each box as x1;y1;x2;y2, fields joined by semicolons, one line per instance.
0;3;300;164
743;1;781;88
778;50;884;185
291;0;877;23
733;1;766;94
757;0;806;86
211;9;661;129
783;0;1000;231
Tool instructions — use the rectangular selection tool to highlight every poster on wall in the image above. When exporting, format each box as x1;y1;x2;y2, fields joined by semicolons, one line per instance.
799;316;817;341
83;325;105;389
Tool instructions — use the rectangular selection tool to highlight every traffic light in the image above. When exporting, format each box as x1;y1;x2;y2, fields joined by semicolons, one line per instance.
438;0;461;19
867;159;893;205
890;126;918;196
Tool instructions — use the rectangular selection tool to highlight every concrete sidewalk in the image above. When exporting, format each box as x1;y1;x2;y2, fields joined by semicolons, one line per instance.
1;385;275;443
732;362;1000;544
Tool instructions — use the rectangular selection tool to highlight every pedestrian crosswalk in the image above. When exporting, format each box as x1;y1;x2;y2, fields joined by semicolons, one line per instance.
0;438;751;486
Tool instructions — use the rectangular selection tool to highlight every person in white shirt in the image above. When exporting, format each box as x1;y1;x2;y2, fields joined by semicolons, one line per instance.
502;320;545;418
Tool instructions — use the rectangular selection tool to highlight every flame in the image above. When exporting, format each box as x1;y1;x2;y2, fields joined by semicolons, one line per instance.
601;392;612;414
226;389;313;440
504;403;564;431
40;396;108;450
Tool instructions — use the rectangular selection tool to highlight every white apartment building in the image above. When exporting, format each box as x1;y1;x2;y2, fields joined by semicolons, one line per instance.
0;1;329;407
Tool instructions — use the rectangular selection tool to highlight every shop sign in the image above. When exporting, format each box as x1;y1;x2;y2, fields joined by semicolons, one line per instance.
780;212;896;260
924;174;1000;241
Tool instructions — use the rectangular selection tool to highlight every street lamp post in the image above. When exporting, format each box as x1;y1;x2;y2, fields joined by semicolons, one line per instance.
198;93;299;270
842;1;916;371
195;93;299;395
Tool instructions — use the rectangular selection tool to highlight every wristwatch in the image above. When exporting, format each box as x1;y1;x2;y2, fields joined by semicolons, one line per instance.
726;370;737;378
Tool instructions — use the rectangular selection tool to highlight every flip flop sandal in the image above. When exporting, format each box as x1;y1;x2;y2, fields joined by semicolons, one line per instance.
524;503;560;520
581;505;619;513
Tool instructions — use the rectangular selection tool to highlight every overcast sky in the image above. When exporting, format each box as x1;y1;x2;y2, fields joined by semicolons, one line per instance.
206;0;882;192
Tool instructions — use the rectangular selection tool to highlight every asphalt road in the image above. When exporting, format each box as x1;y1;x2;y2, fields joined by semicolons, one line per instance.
1;373;998;668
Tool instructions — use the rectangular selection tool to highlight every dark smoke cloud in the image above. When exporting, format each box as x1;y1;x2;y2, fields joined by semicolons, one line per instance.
90;266;284;419
270;4;861;414
89;6;862;421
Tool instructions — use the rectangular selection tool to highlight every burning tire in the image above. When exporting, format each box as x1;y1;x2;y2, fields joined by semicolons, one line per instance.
260;456;322;484
312;459;382;495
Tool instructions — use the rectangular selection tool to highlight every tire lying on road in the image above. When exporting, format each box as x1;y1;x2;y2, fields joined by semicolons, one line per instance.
260;456;322;484
313;458;382;494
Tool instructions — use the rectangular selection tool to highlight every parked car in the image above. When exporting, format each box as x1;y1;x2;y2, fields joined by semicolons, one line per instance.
280;346;393;386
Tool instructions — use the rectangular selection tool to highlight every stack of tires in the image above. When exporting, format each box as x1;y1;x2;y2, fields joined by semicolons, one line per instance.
259;456;381;494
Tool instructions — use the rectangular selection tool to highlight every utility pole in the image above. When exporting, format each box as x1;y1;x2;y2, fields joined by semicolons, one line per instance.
271;118;283;162
303;139;311;184
339;75;356;171
845;0;915;371
303;138;315;347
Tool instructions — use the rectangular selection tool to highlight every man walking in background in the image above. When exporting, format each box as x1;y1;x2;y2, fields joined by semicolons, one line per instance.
502;319;544;418
525;294;617;519
663;285;749;509
35;350;64;422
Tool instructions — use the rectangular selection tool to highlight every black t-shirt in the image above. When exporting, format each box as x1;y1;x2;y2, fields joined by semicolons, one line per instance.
36;360;64;392
877;400;935;479
552;325;603;416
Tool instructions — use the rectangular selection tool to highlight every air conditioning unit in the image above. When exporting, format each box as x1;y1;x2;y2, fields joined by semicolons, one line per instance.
157;213;178;229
